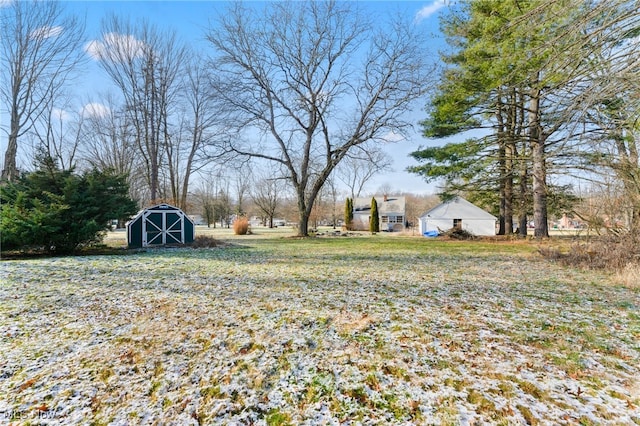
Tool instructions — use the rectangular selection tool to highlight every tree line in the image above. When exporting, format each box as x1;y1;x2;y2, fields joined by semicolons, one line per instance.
1;0;428;238
408;0;640;238
2;0;638;240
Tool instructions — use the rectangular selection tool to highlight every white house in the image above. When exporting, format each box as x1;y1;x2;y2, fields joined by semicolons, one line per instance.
418;196;497;236
352;195;406;232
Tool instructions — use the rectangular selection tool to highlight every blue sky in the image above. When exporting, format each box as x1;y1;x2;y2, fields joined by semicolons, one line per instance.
2;0;452;195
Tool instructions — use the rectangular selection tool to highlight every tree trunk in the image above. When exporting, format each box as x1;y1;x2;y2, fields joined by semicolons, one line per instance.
498;143;507;235
518;164;529;238
496;93;517;235
2;134;18;181
298;210;309;236
2;94;21;181
496;96;507;235
504;141;514;234
529;89;549;238
296;186;309;236
531;138;548;238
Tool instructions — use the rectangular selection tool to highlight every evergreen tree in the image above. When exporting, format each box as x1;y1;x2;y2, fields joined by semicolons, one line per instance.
410;1;626;238
1;156;137;253
369;197;379;233
344;197;353;230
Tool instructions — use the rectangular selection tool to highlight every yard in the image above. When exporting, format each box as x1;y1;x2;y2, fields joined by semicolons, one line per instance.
1;230;639;425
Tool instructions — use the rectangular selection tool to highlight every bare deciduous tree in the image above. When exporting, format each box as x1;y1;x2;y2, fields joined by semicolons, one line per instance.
573;3;640;231
1;0;85;181
231;161;253;217
165;56;222;210
29;93;83;171
251;169;284;228
88;16;186;203
79;94;144;203
336;144;392;201
207;0;430;236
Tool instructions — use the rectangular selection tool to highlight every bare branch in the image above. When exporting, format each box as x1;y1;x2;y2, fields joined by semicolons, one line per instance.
1;0;86;180
207;0;431;235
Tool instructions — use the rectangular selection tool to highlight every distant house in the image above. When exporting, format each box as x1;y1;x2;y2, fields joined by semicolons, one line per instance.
418;196;496;236
190;214;206;226
248;216;287;227
352;195;406;232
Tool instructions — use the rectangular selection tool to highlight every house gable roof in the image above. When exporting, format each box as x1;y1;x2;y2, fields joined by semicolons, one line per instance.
353;196;405;215
420;196;496;220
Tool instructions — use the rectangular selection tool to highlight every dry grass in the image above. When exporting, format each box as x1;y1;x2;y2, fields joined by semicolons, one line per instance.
233;217;250;235
616;263;640;288
538;233;640;287
189;235;226;248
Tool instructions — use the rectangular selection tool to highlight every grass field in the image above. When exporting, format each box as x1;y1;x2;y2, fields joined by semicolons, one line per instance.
1;229;639;425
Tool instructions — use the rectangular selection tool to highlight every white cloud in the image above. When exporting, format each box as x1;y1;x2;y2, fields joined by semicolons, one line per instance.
52;108;70;121
0;0;13;8
84;32;145;62
415;0;447;23
81;103;111;118
381;130;406;143
83;40;103;60
29;25;63;40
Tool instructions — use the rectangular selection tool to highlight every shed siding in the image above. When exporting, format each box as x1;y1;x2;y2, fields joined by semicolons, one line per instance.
126;204;195;248
128;217;143;248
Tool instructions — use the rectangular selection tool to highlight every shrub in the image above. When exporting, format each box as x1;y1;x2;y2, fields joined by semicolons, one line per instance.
616;263;640;288
190;235;223;248
442;227;476;240
233;216;250;235
370;197;379;233
0;156;137;254
344;197;353;230
539;232;640;285
539;233;640;271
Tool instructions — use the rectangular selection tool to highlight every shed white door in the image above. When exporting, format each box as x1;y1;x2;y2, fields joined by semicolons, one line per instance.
142;210;185;246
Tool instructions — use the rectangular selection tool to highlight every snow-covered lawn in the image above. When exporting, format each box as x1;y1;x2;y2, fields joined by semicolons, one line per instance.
1;237;639;425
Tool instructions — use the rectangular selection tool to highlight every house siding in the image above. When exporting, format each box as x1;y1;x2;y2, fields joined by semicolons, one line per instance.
420;218;495;236
352;196;406;232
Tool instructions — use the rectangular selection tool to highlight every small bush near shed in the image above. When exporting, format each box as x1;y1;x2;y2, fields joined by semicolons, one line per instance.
190;235;224;248
442;227;477;240
233;217;250;235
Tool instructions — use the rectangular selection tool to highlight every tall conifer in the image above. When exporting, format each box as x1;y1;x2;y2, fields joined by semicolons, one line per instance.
344;198;353;230
370;197;379;233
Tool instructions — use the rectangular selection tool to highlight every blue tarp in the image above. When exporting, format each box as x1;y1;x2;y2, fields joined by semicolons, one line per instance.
423;230;439;237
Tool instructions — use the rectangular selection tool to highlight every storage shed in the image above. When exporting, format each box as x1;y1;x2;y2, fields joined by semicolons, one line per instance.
418;196;497;236
127;203;195;248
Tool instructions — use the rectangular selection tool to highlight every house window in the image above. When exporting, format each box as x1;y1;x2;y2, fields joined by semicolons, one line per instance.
453;218;462;229
383;216;404;224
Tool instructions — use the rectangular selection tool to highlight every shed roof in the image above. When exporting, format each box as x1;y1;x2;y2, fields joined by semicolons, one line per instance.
129;203;195;222
420;196;496;220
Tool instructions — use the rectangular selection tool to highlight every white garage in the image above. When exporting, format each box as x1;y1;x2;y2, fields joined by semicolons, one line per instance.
418;196;497;236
